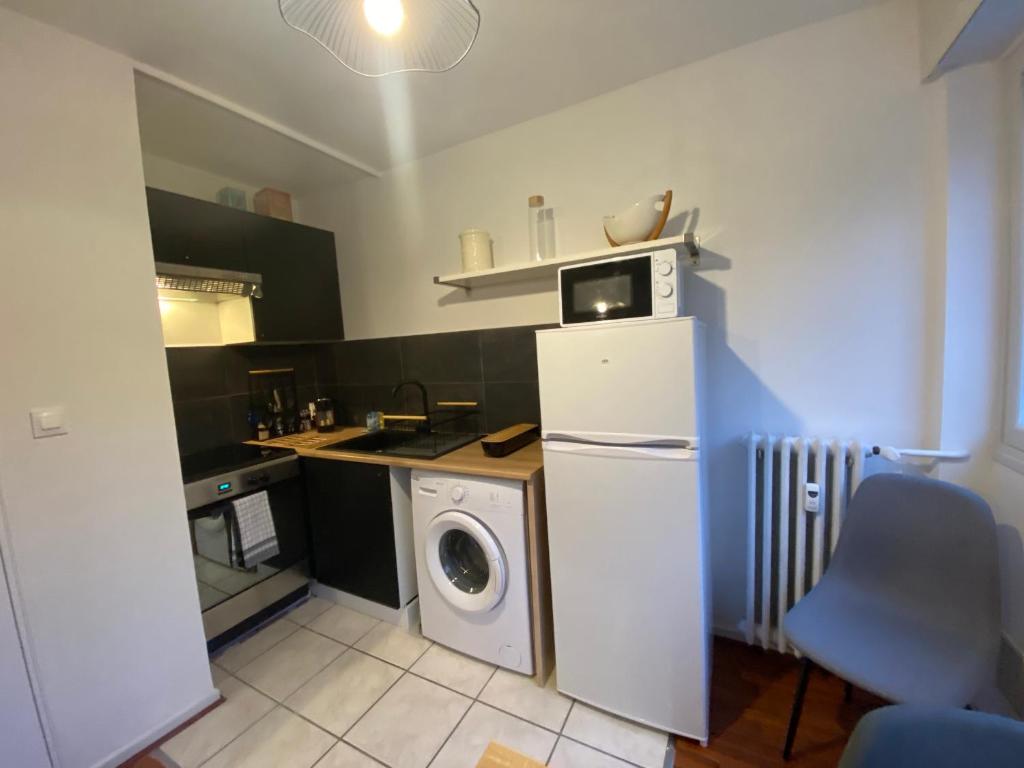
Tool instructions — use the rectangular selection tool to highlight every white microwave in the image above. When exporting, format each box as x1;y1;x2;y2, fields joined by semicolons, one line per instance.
558;249;684;327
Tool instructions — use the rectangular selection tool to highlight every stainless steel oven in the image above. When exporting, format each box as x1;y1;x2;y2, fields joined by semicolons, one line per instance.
182;444;310;652
558;248;684;326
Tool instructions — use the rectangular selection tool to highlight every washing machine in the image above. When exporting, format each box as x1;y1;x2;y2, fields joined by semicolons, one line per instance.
411;470;534;674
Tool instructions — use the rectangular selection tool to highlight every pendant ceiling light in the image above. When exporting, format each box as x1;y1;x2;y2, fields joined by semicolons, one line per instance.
278;0;480;77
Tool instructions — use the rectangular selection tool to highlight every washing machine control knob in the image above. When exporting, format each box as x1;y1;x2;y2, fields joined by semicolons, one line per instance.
451;486;466;503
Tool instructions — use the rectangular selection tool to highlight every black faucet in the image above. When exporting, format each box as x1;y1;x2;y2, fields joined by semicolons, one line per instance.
391;380;431;433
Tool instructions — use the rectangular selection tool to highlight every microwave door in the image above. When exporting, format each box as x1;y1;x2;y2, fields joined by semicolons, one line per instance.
559;255;652;325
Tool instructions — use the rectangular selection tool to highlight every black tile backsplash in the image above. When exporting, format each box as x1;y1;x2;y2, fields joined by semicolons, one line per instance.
172;398;233;456
331;338;403;386
399;331;482;383
166;347;229;401
166;344;326;455
481;326;540;382
484;382;542;431
236;346;320;392
165;323;555;456
333;384;400;426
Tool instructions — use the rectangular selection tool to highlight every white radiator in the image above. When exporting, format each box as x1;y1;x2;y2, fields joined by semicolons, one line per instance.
744;434;866;653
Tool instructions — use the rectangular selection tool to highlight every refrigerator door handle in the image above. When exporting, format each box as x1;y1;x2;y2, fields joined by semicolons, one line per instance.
543;430;698;449
543;440;697;461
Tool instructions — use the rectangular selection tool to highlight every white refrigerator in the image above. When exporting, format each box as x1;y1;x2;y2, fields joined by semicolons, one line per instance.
537;317;710;744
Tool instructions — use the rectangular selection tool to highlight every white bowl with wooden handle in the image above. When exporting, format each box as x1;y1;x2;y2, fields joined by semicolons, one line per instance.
603;190;673;246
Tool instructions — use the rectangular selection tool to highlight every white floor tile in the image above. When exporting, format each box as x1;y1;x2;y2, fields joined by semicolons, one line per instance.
214;617;299;673
235;627;345;701
410;644;496;697
285;649;402;737
287;596;334;625
562;702;668;768
162;677;275;768
430;702;557;768
478;669;573;732
354;622;432;669
315;741;385;767
345;674;470;768
202;706;335;768
548;737;636;768
309;604;380;645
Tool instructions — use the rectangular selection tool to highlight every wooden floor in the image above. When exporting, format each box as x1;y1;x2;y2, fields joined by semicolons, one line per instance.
674;639;885;768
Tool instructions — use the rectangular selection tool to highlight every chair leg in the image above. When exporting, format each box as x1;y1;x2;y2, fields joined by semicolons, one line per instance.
783;657;813;760
844;680;853;703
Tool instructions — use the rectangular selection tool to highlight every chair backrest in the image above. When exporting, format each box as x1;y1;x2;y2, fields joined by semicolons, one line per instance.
829;473;1001;646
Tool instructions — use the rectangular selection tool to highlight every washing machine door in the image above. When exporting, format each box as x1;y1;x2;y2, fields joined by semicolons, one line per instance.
425;510;507;613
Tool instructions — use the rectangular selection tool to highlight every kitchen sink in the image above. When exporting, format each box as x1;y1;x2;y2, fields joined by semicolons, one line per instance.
319;429;479;459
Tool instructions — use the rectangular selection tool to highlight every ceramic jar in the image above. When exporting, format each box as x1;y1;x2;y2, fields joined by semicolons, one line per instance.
459;229;493;272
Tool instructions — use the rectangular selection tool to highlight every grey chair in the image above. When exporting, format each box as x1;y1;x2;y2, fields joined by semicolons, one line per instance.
839;705;1024;768
781;473;1001;760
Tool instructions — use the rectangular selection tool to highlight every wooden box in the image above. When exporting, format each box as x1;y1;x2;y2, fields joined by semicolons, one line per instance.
253;187;293;221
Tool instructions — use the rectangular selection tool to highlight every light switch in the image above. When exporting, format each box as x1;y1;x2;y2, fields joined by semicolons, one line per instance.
30;406;68;439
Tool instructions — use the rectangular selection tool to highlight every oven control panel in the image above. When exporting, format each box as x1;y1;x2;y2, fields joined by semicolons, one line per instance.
244;471;272;488
184;455;300;511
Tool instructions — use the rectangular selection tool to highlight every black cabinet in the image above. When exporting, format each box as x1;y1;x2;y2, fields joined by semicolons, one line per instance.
303;458;401;608
146;188;249;272
244;215;344;342
146;187;344;343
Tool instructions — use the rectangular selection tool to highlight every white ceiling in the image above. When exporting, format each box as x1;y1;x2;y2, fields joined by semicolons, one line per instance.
5;0;879;174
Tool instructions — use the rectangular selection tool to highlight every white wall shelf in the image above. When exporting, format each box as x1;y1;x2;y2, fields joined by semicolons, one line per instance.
433;233;700;290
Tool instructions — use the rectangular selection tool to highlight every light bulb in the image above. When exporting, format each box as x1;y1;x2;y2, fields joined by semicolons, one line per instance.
594;301;609;315
363;0;404;37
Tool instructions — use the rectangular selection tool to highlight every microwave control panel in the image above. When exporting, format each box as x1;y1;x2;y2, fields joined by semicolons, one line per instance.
653;249;685;318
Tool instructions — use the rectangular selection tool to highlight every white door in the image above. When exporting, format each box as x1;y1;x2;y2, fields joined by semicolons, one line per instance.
0;548;51;767
536;318;700;443
542;439;710;740
424;511;507;613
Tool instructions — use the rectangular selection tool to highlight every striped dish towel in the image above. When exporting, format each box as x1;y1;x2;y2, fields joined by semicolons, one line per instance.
230;491;279;568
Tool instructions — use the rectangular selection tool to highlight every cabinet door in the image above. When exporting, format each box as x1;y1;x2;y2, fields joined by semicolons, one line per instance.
303;458;400;608
146;187;248;271
244;216;344;342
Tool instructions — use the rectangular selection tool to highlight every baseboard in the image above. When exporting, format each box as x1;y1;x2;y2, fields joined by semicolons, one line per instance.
91;689;220;768
312;581;420;630
998;632;1024;717
712;623;747;643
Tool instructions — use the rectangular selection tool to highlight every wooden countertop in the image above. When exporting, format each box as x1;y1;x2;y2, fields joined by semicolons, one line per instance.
248;428;543;481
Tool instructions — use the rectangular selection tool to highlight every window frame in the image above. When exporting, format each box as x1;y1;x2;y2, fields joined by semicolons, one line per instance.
998;42;1024;471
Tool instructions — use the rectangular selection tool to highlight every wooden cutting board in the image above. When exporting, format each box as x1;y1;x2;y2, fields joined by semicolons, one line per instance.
481;423;539;457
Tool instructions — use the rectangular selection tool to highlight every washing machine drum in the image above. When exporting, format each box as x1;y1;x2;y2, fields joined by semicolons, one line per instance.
425;510;507;613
